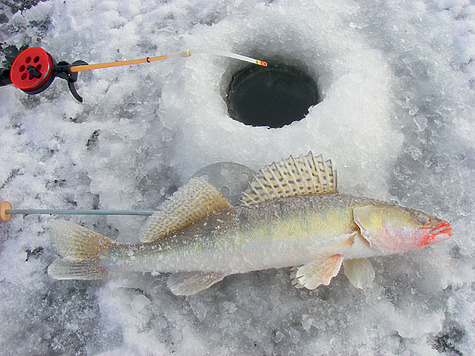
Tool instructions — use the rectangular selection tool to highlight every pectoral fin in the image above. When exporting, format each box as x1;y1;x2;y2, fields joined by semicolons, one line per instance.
343;258;375;289
290;254;343;290
167;272;225;296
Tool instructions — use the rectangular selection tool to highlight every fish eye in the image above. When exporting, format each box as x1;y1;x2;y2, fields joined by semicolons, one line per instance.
415;213;430;225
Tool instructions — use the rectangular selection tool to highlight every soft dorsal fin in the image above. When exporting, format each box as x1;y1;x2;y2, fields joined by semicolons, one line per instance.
140;177;232;242
240;152;337;206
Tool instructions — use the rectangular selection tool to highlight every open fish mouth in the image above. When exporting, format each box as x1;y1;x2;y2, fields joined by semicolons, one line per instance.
421;221;453;246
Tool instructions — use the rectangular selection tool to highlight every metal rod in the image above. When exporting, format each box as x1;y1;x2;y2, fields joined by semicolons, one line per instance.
6;209;154;216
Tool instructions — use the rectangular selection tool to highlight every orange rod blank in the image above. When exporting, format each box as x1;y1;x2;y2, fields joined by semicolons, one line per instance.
68;50;191;73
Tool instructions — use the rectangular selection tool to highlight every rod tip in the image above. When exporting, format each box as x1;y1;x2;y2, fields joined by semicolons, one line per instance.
0;201;12;222
256;60;268;67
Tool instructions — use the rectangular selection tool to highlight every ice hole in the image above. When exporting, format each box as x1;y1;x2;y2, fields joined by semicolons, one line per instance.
226;64;320;128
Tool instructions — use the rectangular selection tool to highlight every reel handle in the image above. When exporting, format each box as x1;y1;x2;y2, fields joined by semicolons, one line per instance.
55;60;88;102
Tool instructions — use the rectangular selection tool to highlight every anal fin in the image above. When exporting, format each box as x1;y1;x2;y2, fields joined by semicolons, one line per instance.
343;258;375;289
290;254;343;290
167;272;225;296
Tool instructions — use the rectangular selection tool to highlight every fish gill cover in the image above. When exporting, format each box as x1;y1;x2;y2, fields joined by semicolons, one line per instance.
0;0;473;354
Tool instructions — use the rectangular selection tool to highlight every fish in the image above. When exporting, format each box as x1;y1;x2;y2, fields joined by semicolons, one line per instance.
48;153;453;295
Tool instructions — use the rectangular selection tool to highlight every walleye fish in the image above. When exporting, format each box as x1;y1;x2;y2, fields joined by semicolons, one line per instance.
48;153;452;295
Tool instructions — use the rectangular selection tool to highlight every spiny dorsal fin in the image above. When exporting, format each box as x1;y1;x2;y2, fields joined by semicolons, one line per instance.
140;177;232;243
240;152;338;206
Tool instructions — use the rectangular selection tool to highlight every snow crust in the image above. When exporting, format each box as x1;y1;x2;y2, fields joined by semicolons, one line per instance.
0;0;473;354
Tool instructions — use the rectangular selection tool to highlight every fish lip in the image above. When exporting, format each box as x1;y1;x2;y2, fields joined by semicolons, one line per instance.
428;221;452;235
420;221;453;246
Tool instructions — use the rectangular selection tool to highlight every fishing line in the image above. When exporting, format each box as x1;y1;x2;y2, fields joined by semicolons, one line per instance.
188;49;268;67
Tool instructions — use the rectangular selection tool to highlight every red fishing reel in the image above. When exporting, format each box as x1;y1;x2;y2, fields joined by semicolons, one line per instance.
10;47;54;93
1;46;87;102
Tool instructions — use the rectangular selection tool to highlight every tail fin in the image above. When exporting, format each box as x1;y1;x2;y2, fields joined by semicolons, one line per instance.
48;221;114;280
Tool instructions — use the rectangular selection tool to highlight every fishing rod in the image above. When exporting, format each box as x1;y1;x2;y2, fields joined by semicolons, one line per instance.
0;201;154;222
0;47;267;102
0;160;256;223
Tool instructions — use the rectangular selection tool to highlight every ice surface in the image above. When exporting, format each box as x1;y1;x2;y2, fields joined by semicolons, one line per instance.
0;0;473;354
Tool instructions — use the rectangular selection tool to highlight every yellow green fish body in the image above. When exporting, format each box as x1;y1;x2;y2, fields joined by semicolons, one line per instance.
48;153;452;295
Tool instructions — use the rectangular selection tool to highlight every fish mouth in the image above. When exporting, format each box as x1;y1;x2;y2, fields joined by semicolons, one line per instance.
420;221;453;246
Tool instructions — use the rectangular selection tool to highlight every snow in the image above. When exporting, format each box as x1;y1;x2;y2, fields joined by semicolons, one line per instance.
0;0;473;354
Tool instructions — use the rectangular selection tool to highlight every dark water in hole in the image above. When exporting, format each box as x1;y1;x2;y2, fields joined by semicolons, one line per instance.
226;64;320;128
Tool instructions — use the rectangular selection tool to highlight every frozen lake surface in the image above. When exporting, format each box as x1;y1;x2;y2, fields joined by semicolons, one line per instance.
0;0;473;354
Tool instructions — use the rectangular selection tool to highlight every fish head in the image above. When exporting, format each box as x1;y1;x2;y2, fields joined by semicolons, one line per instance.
353;204;452;254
